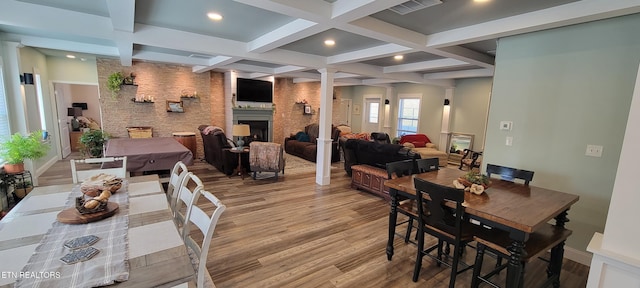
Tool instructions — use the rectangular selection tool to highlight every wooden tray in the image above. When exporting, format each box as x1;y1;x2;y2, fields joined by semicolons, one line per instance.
57;202;119;224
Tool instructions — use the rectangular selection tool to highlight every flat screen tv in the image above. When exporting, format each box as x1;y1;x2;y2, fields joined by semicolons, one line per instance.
237;78;273;103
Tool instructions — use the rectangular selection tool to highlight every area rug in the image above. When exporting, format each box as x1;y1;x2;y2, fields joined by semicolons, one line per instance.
283;153;342;176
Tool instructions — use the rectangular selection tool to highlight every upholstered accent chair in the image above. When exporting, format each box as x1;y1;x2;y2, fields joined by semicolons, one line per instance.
249;142;285;181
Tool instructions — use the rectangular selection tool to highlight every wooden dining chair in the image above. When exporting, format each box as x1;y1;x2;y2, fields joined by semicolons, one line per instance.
173;172;204;229
386;159;419;244
70;156;128;183
166;161;189;213
458;149;482;171
486;163;534;185
413;177;476;287
182;188;226;288
416;157;439;173
471;224;572;288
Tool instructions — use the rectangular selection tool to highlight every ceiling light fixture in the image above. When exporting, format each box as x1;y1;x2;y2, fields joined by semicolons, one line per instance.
66;54;76;59
473;0;490;3
394;55;404;60
324;39;335;46
207;12;223;21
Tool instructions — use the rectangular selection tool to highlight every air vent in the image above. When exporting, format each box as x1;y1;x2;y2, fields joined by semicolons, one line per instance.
188;54;212;59
388;0;442;15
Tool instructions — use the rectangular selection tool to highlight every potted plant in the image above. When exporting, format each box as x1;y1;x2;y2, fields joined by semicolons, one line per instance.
107;72;125;97
79;130;109;158
0;130;50;173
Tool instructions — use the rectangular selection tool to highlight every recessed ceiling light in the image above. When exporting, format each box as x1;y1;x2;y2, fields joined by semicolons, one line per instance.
473;0;490;3
324;39;335;46
394;55;404;60
80;58;87;61
66;54;76;59
207;12;223;21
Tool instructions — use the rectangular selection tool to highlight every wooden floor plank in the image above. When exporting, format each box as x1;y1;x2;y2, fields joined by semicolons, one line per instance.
36;153;589;288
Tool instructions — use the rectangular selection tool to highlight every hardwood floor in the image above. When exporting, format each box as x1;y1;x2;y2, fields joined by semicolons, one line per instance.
37;155;589;288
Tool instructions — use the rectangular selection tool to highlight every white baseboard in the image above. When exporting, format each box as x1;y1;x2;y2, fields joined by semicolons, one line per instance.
565;246;592;266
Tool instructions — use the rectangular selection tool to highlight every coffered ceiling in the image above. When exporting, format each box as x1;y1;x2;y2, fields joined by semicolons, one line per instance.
1;0;638;87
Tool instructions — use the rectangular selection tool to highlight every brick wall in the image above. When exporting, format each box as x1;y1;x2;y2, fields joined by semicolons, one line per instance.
97;59;213;158
275;78;341;141
97;59;341;158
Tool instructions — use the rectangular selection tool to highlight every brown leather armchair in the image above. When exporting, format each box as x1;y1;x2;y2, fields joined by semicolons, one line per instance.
198;125;249;175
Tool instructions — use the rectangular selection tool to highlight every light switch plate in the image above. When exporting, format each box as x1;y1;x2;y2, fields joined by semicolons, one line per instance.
585;145;603;157
506;136;513;146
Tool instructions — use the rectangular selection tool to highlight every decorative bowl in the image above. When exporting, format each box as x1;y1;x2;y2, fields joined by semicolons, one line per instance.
457;177;491;189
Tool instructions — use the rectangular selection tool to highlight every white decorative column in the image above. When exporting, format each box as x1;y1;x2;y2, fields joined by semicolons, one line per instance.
586;63;640;287
315;68;336;186
224;71;236;134
439;88;453;152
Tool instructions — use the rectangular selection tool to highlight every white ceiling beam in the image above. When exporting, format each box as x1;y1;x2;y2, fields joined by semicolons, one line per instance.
234;0;331;23
424;68;494;80
106;0;135;66
331;0;406;21
425;0;640;48
384;59;469;73
134;51;209;66
222;63;275;74
16;35;119;57
113;30;133;66
274;65;307;74
192;56;243;73
362;78;402;85
107;0;135;32
327;43;412;65
336;62;454;87
0;1;114;40
247;19;324;53
133;24;327;68
335;72;361;79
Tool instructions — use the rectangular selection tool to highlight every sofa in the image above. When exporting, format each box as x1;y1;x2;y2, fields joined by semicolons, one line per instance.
284;123;341;162
198;125;250;175
341;139;421;176
399;134;448;167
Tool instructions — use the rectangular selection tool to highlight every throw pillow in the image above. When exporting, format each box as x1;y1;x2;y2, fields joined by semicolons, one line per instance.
295;132;310;142
412;141;426;148
425;143;436;148
403;142;415;149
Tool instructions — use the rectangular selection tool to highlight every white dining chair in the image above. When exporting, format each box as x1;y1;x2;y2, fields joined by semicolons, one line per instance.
173;172;204;229
182;188;226;288
70;156;128;183
166;161;189;213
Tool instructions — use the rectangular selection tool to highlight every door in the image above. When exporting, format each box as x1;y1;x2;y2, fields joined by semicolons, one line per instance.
54;84;72;158
339;99;351;126
362;96;382;133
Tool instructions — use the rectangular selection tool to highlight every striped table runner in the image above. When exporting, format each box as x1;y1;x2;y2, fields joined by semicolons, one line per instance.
15;181;130;288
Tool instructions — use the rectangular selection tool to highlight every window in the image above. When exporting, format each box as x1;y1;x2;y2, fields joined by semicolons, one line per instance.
368;102;379;123
396;96;420;137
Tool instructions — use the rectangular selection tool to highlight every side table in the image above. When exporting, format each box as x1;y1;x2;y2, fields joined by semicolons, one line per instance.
227;148;249;179
172;132;197;159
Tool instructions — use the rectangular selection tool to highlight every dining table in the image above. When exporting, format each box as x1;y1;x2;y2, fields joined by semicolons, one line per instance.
384;167;580;288
103;138;194;173
0;175;195;288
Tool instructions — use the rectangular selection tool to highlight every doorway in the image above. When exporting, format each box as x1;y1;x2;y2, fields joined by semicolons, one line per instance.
52;83;101;158
339;99;351;126
362;96;382;133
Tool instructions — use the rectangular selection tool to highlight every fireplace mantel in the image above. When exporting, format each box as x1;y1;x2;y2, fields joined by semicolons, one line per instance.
232;107;274;142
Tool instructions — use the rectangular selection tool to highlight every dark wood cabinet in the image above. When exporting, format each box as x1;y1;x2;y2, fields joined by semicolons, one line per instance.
351;164;390;201
69;131;83;152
